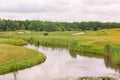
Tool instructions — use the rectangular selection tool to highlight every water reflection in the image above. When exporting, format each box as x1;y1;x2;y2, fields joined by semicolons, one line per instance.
68;50;77;58
0;45;120;80
104;56;120;73
13;71;17;80
69;50;120;74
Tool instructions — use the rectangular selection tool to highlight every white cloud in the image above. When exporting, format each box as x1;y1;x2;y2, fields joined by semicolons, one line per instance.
81;0;120;5
0;0;120;22
0;0;69;13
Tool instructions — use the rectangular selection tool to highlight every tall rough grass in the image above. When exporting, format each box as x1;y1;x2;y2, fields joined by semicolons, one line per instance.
26;37;104;55
69;40;78;49
72;45;104;55
25;37;72;47
105;44;120;64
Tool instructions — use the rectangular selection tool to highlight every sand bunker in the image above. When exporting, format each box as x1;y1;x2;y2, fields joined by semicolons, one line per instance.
72;32;85;35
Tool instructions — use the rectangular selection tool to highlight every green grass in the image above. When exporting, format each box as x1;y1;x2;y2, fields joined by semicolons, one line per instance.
0;28;120;65
0;29;117;46
0;44;46;74
71;45;104;55
105;44;120;63
26;37;73;47
0;38;27;46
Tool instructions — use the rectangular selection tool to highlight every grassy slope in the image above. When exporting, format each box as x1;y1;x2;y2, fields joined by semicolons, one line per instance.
0;44;46;74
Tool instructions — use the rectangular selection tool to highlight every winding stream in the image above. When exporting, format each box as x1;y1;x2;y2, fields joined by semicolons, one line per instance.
0;45;119;80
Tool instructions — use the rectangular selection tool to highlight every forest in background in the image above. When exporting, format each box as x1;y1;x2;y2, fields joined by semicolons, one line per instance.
0;19;120;31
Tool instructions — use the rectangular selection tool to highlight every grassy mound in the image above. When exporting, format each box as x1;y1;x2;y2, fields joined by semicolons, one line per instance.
0;44;46;74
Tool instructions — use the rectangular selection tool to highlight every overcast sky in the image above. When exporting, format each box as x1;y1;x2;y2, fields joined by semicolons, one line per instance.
0;0;120;22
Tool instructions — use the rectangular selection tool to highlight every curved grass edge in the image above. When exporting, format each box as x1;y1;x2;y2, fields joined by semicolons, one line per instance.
0;44;46;75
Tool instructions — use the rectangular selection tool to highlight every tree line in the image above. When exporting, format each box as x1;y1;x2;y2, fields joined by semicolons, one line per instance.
0;19;120;31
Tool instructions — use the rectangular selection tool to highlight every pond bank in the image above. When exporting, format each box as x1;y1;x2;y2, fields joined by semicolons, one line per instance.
25;37;104;55
26;37;120;65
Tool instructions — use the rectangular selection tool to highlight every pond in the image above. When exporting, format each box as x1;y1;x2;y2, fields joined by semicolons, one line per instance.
0;44;120;80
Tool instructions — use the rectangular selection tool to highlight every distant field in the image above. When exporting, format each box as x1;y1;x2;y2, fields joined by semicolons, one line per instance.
0;28;120;46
